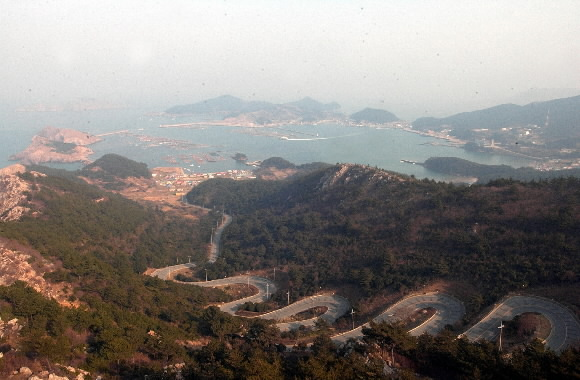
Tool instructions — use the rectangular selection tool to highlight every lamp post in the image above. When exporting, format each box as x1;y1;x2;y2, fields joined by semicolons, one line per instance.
498;321;505;352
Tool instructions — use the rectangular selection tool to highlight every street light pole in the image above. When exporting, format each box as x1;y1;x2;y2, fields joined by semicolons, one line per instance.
498;321;505;352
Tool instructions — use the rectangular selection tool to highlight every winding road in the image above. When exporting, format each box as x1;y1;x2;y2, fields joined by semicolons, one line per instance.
332;292;464;345
150;264;349;331
150;208;580;351
151;264;580;351
462;295;580;353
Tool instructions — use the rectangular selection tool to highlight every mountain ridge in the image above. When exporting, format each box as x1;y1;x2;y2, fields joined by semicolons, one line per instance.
413;94;580;140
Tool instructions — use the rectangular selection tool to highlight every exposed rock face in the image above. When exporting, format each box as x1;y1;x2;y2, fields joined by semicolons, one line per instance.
13;366;89;380
0;164;30;221
0;165;75;307
317;164;404;190
0;317;22;339
9;126;100;165
0;239;75;307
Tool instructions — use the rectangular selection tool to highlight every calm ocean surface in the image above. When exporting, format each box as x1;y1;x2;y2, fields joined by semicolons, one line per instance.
0;108;533;181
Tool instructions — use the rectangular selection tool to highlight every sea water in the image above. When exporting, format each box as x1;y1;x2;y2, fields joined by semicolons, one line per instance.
0;107;533;181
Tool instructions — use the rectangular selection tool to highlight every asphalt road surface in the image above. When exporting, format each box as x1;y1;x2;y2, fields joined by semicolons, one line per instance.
150;265;579;351
194;275;277;314
263;294;350;332
208;213;232;263
193;277;350;329
333;292;464;345
462;295;580;352
150;263;196;280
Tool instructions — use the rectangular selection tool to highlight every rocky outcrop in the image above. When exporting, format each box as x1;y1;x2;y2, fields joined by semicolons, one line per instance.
0;317;22;339
0;165;30;221
11;366;90;379
317;164;405;190
9;126;100;165
0;240;75;307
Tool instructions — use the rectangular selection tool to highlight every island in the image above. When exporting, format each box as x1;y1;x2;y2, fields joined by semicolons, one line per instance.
9;126;101;165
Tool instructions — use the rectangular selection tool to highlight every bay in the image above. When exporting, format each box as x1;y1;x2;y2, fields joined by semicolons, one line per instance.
0;108;533;181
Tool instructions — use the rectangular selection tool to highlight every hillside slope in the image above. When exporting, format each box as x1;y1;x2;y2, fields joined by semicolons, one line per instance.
0;164;229;375
187;164;580;308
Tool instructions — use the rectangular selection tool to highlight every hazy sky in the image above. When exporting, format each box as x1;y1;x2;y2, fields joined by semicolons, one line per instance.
2;0;579;119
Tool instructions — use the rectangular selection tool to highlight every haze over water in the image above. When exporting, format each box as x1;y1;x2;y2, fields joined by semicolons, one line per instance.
1;108;532;181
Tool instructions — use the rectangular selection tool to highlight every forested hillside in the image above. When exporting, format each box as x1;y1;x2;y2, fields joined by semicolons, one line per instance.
1;161;579;378
187;164;580;310
0;166;230;376
81;153;151;179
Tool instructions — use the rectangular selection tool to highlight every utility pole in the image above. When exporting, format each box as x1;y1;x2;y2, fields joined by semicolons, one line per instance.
266;283;269;299
351;308;355;330
498;321;505;352
287;290;290;306
205;269;208;282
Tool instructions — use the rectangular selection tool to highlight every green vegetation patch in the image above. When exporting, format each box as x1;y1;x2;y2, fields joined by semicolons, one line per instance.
48;141;77;154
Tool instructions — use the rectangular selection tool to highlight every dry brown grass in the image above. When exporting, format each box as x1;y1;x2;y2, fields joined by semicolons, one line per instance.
217;284;258;299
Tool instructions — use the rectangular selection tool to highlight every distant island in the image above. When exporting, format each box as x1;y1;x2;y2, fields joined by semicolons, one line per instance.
9;126;100;165
164;94;580;169
15;98;127;112
166;95;347;127
413;95;580;161
423;156;580;183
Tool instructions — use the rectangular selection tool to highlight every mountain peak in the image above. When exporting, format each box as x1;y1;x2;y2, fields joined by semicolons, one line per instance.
350;108;399;123
317;163;406;191
285;97;341;112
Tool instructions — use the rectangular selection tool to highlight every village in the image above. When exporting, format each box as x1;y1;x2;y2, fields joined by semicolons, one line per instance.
151;167;256;198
